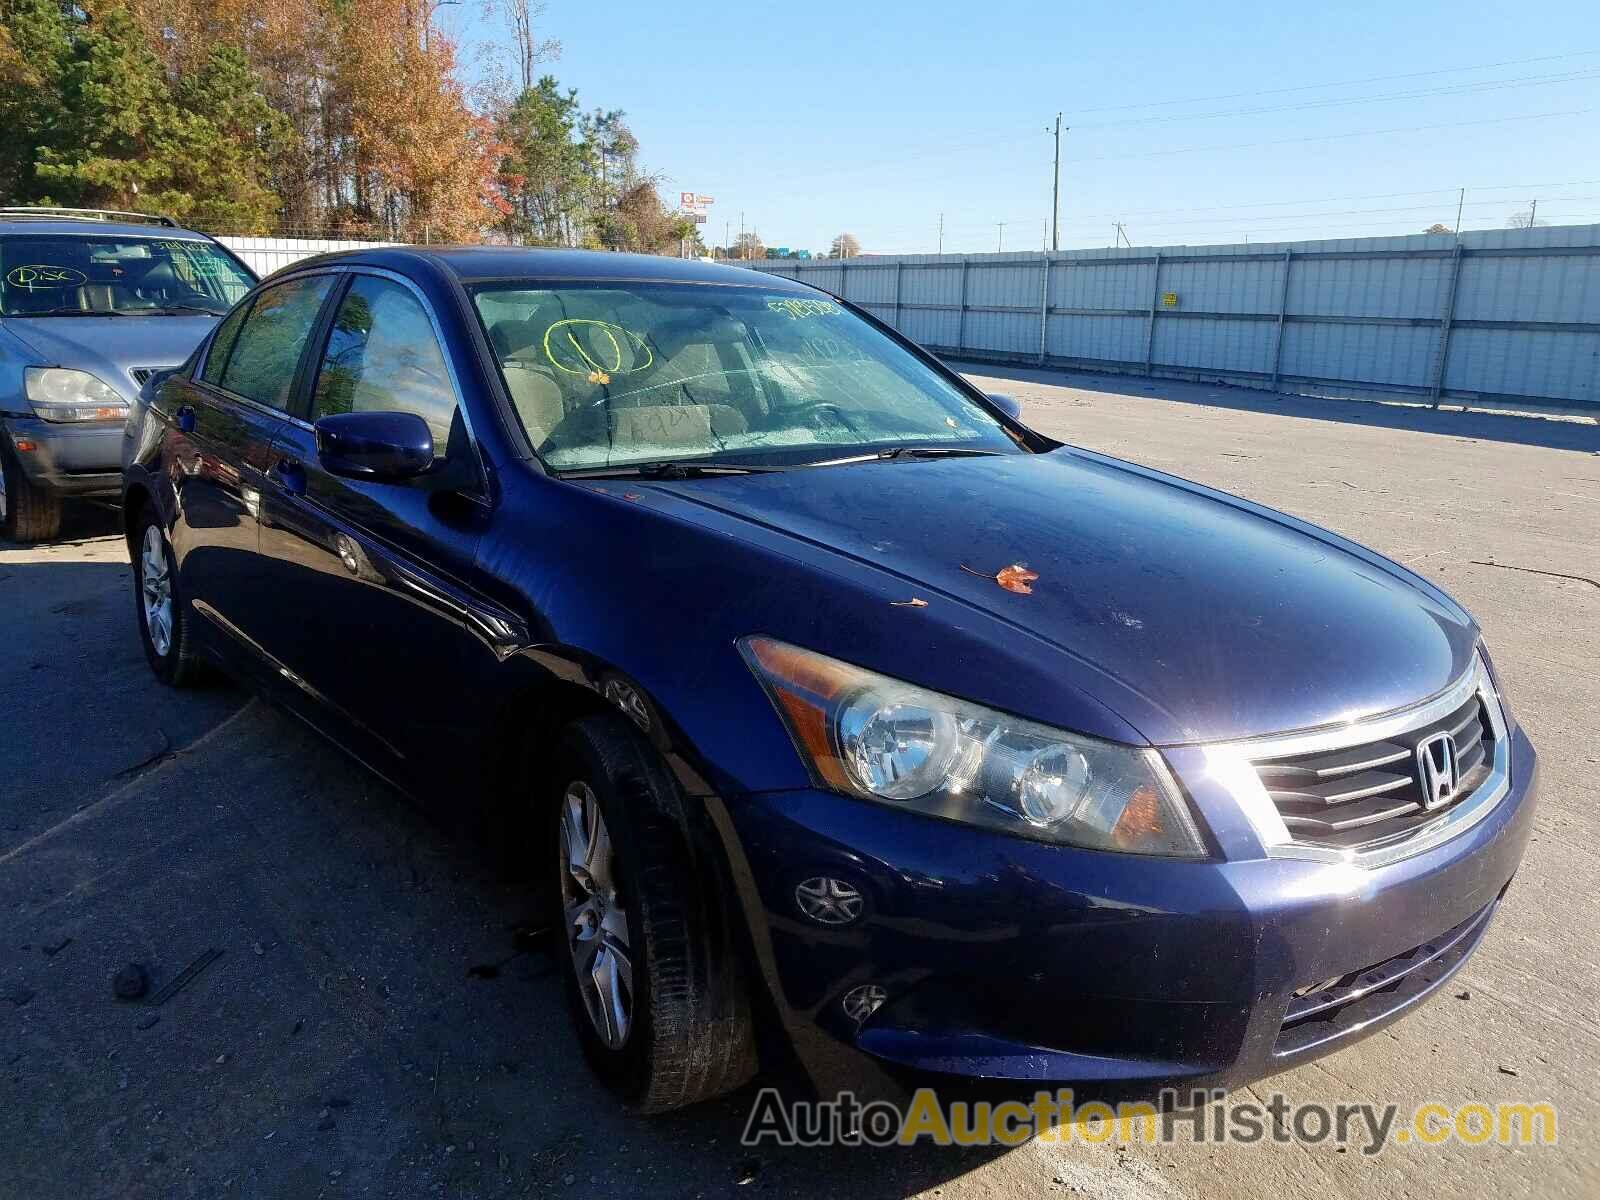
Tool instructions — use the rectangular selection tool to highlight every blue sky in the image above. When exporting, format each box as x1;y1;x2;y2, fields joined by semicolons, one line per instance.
443;1;1600;255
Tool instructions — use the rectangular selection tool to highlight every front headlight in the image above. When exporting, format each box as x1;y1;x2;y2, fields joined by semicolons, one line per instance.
24;367;128;422
740;637;1208;857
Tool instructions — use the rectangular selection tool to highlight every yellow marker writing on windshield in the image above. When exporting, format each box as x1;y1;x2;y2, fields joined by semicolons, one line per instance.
6;265;87;291
542;319;654;381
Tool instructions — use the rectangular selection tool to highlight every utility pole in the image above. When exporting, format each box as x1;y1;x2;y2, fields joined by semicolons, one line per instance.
1454;187;1465;239
938;212;944;255
997;221;1006;252
724;220;731;258
1528;198;1538;227
1050;113;1064;252
738;211;745;259
1042;218;1047;249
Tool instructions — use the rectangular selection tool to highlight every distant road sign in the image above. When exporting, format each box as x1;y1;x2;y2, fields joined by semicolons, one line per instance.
680;191;695;208
680;192;715;210
694;194;716;206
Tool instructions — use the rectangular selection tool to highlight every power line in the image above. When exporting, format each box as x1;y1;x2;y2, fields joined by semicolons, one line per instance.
1061;48;1600;115
714;106;1591;200
1043;180;1600;222
1051;212;1600;244
1070;67;1600;129
1067;196;1600;231
1074;108;1593;163
862;216;1600;256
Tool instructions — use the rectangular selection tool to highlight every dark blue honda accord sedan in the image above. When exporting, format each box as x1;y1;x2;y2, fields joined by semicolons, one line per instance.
121;248;1536;1112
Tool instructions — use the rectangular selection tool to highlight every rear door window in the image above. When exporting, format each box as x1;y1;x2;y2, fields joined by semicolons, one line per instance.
200;301;251;386
217;275;335;410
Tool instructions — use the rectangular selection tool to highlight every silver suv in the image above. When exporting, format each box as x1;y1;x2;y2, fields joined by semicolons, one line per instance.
0;208;257;540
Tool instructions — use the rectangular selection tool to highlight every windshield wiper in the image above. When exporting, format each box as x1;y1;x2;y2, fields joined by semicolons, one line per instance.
803;445;1007;468
138;304;226;316
3;307;128;317
560;460;781;480
874;445;1006;461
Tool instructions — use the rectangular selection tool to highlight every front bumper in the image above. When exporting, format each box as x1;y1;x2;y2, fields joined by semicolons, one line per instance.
717;724;1537;1100
3;416;124;497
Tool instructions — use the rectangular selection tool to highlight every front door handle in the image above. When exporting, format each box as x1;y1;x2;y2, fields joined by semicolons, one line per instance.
271;457;307;497
174;404;196;434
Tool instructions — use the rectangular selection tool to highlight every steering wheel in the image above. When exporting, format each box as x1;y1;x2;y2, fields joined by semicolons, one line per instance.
795;400;860;434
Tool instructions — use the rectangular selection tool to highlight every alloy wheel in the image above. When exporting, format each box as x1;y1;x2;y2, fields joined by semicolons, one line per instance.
560;781;633;1049
140;525;174;658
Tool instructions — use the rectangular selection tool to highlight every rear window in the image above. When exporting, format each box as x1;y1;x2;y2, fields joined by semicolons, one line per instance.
0;234;255;317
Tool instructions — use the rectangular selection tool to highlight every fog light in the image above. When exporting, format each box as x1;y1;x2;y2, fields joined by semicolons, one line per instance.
841;984;887;1024
14;439;36;452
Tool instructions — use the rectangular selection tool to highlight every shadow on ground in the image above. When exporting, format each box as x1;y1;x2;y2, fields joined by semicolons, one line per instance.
0;550;242;855
0;551;1009;1199
952;360;1600;455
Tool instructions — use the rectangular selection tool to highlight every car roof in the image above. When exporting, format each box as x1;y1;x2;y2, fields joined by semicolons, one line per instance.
0;218;212;240
284;245;818;292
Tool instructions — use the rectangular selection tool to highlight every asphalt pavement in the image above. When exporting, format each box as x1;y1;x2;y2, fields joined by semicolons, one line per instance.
2;374;1596;1199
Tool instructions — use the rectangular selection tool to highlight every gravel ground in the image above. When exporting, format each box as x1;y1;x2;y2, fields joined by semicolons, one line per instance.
2;372;1596;1199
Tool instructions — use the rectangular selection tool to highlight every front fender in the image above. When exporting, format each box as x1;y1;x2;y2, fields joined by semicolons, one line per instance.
475;466;1149;805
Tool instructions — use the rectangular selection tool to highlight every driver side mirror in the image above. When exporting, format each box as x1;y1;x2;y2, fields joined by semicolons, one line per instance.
314;411;434;482
986;392;1023;422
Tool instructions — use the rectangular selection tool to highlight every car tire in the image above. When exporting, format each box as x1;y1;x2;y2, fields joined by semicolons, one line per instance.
551;714;758;1113
132;510;206;686
0;442;63;543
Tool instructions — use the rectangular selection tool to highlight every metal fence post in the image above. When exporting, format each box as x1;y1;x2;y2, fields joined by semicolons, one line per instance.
893;260;904;331
1038;254;1050;366
1143;252;1162;374
1429;242;1465;409
956;258;970;355
1270;248;1294;391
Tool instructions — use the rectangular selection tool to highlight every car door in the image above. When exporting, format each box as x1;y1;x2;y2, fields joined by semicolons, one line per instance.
256;269;507;788
162;273;336;667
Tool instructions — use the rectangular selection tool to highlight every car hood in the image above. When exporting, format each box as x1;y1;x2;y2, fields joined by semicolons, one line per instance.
3;314;218;401
653;449;1478;744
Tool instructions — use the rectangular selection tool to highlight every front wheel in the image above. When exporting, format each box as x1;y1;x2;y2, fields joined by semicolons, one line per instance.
0;442;63;542
132;511;206;686
551;715;757;1113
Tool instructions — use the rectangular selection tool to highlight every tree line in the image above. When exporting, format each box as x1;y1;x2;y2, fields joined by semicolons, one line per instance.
0;0;700;252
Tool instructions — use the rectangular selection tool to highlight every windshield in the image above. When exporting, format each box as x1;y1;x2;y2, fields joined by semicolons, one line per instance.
471;282;1022;470
0;234;255;317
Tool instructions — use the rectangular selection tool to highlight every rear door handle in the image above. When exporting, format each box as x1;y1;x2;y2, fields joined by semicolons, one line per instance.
174;404;196;434
271;457;307;497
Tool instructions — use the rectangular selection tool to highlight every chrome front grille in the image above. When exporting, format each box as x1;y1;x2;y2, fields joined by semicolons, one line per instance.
1254;695;1494;849
1209;654;1512;867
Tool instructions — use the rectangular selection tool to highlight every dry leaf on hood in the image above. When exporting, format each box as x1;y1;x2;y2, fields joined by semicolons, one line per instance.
995;563;1039;594
962;562;1040;594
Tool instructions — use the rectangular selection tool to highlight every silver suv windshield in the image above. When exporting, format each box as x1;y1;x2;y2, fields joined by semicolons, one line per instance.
471;281;1022;470
0;234;254;317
